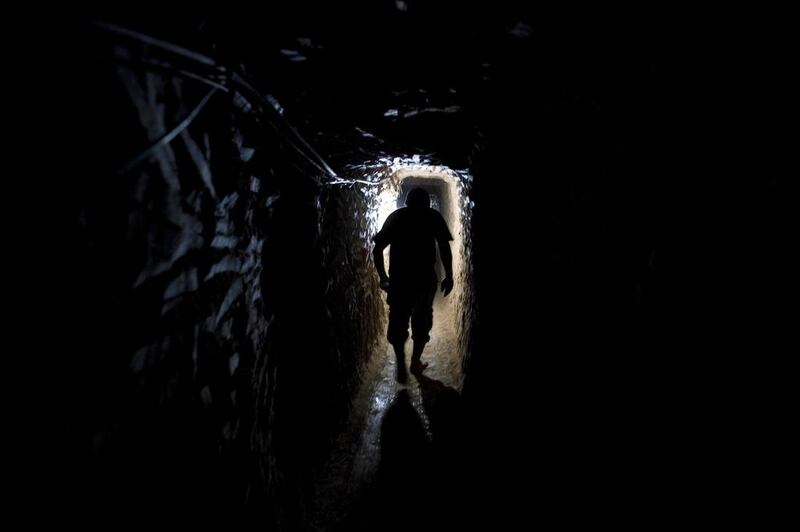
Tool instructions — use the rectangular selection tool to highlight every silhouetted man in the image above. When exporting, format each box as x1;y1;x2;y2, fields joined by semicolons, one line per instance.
373;187;454;382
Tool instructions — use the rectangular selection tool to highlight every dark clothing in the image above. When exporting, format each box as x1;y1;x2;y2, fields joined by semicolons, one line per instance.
373;207;453;283
387;274;438;345
373;206;453;345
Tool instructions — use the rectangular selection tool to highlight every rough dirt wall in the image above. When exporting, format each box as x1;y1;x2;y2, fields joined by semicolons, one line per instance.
39;25;383;530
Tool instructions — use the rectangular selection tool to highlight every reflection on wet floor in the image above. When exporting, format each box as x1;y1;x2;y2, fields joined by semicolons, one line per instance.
311;294;464;531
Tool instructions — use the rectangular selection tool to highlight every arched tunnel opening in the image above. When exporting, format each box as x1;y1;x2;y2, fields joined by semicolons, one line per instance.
363;159;474;388
27;5;790;530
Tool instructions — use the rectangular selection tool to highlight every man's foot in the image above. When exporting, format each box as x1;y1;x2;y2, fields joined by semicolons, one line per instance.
410;359;428;375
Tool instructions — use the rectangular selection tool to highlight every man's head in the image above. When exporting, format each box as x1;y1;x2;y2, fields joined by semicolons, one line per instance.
405;187;430;209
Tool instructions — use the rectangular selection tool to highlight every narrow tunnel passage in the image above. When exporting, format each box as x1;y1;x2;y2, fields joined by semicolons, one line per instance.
29;6;791;531
310;159;474;530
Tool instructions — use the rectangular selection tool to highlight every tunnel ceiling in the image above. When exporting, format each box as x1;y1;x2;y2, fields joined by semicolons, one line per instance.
95;2;667;169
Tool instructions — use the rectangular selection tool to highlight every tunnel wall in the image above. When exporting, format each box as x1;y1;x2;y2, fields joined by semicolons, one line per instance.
456;11;731;524
318;184;387;400
41;27;380;529
447;172;476;383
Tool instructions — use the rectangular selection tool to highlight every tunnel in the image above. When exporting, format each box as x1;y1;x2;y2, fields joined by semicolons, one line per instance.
26;4;791;530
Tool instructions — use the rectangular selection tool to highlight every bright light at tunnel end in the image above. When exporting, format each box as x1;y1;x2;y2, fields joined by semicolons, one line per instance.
350;154;474;391
355;155;474;235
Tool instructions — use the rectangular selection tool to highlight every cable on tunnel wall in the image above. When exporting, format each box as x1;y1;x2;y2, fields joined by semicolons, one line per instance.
91;18;339;184
89;19;222;68
118;87;219;175
112;56;231;92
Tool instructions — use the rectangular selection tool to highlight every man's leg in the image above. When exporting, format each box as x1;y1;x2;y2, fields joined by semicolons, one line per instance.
410;280;437;374
392;342;407;382
387;291;413;383
410;341;427;374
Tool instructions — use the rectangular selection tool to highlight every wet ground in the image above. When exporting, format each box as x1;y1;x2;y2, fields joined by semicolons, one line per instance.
311;291;466;531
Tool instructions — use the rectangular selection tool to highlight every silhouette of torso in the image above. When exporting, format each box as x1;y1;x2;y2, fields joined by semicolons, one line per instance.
374;207;453;283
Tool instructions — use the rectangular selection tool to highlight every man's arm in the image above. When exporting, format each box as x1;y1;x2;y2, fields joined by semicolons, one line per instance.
372;237;390;291
372;213;395;292
438;238;454;296
373;240;389;281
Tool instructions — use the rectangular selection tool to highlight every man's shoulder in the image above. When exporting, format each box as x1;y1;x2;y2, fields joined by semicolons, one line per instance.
384;208;406;225
428;207;446;221
374;208;404;238
422;207;444;225
429;209;453;240
385;206;445;228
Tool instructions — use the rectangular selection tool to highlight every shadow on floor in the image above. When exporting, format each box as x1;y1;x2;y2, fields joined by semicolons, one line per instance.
341;376;468;532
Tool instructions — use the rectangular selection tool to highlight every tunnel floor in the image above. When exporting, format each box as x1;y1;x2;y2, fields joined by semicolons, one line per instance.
310;291;464;530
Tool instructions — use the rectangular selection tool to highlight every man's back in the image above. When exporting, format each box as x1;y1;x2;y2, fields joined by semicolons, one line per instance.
374;206;452;282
